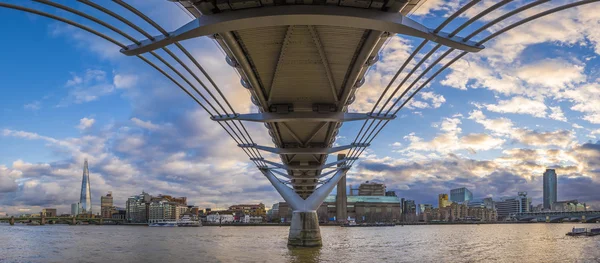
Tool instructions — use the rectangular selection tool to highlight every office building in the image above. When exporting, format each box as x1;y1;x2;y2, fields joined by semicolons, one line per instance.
358;181;386;196
543;169;557;210
450;187;473;203
278;195;402;223
71;203;80;216
79;159;92;214
228;203;267;218
101;192;115;218
552;200;586;212
111;207;127;220
148;200;185;223
438;194;451;208
495;192;531;220
418;204;433;215
126;191;151;223
385;191;397;197
401;198;417;221
41;208;57;217
467;197;494;210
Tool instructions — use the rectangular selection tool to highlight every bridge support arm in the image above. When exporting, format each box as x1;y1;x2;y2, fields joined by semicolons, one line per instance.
211;112;395;123
121;5;483;56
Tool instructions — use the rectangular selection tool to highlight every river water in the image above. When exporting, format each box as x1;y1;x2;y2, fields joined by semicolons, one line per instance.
1;223;599;263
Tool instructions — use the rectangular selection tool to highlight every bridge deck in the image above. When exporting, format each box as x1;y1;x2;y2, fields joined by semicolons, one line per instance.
174;0;424;197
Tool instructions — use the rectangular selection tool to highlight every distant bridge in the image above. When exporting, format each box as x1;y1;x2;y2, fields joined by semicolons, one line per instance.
0;215;124;226
512;211;600;223
1;0;598;246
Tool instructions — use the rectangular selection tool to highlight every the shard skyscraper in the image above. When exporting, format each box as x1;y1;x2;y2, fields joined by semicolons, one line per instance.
79;159;92;214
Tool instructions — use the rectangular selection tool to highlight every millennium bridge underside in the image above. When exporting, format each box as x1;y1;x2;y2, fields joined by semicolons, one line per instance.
1;0;597;246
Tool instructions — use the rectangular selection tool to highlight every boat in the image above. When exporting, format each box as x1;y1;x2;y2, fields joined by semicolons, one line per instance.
148;220;178;227
566;227;587;236
341;220;395;227
586;228;600;236
177;215;201;227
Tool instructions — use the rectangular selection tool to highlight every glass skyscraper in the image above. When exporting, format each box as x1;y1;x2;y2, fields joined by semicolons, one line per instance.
543;169;557;210
79;159;92;214
450;187;473;203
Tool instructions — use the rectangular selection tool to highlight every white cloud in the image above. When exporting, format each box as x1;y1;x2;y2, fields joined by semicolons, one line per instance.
114;74;138;89
77;118;95;131
399;118;504;154
548;106;567;122
484;97;547;118
131;118;160;131
24;101;41;111
469;110;575;148
516;58;585;89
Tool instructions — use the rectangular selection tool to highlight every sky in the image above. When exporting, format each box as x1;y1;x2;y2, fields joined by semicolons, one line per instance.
1;0;599;215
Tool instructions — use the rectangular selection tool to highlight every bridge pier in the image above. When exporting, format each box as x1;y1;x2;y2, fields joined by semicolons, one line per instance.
98;218;103;225
261;162;348;247
71;216;76;225
9;216;15;226
288;211;322;247
40;212;46;225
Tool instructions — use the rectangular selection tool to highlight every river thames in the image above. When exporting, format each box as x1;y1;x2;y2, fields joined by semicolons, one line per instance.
1;223;599;263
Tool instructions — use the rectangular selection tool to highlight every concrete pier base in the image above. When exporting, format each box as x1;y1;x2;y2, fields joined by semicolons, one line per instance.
288;211;322;247
9;216;15;226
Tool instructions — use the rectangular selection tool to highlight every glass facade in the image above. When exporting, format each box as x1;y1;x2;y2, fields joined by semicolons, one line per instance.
543;169;557;210
450;187;473;203
79;159;92;214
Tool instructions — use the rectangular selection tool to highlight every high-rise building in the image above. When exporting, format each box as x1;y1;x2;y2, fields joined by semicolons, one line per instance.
79;159;92;215
450;187;473;203
401;199;416;215
438;194;451;208
126;191;151;223
101;192;115;218
543;169;557;210
358;181;386;196
71;203;80;216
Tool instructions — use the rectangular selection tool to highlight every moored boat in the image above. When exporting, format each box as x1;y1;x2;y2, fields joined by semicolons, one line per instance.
341;220;395;227
586;228;600;236
148;220;178;227
566;227;587;236
177;215;201;227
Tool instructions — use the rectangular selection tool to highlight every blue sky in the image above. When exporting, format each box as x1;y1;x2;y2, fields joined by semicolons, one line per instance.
1;0;600;215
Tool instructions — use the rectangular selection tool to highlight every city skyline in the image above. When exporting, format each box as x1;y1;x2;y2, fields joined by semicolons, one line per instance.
1;1;600;216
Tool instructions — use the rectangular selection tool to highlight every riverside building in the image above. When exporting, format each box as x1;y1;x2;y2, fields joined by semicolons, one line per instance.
450;187;473;203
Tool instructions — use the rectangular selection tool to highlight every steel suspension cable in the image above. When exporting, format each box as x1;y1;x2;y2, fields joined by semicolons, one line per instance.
110;0;267;166
347;0;600;166
346;0;484;159
346;0;522;164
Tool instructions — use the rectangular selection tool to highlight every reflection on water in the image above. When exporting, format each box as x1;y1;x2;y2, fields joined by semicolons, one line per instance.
288;247;321;263
1;224;599;262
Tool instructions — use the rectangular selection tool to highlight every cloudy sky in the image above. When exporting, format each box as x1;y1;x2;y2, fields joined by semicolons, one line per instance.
1;0;599;215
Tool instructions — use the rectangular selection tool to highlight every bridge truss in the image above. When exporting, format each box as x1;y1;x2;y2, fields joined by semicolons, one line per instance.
1;0;597;246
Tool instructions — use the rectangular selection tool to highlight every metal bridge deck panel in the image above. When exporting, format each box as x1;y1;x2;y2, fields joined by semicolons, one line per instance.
235;26;287;94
